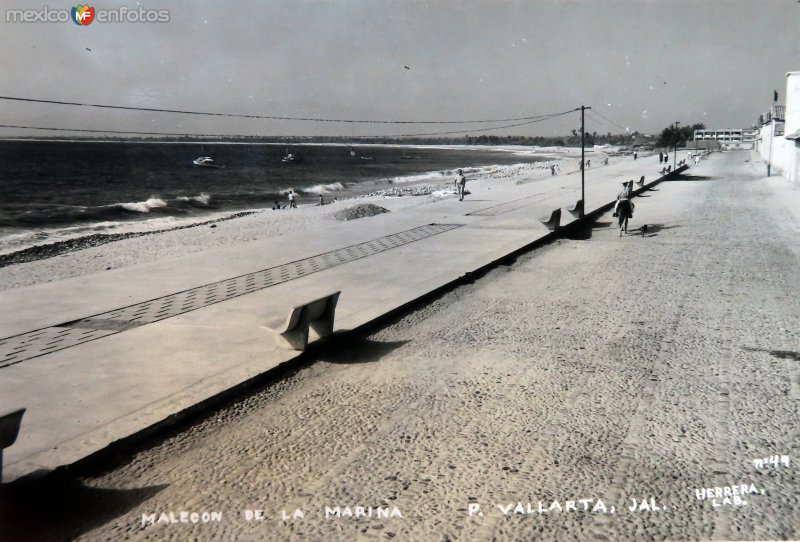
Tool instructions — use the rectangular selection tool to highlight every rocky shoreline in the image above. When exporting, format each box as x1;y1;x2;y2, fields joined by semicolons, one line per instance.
0;210;259;269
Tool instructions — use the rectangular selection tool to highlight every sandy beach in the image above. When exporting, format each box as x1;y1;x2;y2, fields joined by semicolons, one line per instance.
0;147;608;291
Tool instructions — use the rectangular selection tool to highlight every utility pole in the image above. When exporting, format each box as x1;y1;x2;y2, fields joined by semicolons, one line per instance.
673;121;680;169
580;105;591;216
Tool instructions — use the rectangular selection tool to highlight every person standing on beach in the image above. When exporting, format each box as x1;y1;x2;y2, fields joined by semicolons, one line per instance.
287;190;297;209
455;169;467;201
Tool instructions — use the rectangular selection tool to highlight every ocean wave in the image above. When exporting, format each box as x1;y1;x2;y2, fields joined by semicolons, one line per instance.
280;182;346;196
0;193;226;229
300;182;345;195
386;162;552;185
119;197;168;213
175;193;212;206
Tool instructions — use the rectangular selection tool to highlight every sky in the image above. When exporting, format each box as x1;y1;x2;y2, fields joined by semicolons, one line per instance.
0;0;798;139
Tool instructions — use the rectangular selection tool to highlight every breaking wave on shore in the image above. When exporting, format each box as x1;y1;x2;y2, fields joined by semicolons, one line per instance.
387;162;555;184
0;193;217;229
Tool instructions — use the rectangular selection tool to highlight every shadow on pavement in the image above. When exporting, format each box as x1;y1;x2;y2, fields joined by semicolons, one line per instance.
742;346;800;362
670;174;717;181
643;223;682;234
0;473;168;541
564;221;613;241
316;338;409;364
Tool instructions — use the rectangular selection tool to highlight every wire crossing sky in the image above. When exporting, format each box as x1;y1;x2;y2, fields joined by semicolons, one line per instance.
0;96;571;125
0;0;797;138
0;108;575;139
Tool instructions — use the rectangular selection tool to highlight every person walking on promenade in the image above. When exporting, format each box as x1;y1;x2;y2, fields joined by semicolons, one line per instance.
287;190;297;209
550;164;557;176
456;169;467;201
633;150;638;160
694;154;700;167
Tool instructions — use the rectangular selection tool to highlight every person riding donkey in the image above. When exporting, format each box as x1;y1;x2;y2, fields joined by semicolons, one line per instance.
613;181;635;237
613;181;631;214
615;197;634;236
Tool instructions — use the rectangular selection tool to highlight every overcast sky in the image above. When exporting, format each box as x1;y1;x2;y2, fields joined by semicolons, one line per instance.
1;0;798;138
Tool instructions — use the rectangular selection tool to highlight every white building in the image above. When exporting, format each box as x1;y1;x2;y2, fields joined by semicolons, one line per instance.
783;71;800;185
693;129;757;149
755;71;800;184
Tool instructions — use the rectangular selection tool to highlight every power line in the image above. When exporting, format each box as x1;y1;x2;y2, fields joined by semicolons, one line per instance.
0;109;576;139
587;108;629;132
0;95;569;125
0;124;221;138
373;110;576;138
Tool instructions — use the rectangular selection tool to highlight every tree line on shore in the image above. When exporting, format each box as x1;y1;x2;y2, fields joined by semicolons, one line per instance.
1;122;707;147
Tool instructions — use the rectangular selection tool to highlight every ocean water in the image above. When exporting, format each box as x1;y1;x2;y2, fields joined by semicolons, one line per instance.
0;140;550;252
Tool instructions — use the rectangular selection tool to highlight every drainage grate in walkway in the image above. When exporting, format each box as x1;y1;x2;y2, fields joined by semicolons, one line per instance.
467;195;545;216
0;223;463;368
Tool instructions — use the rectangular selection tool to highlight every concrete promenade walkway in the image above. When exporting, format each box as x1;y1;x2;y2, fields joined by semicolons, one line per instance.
0;153;673;481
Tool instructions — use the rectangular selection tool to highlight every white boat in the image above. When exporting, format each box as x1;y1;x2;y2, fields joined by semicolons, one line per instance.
281;148;298;163
193;156;224;168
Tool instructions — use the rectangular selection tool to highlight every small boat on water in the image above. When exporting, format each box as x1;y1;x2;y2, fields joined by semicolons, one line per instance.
282;147;299;163
193;156;225;168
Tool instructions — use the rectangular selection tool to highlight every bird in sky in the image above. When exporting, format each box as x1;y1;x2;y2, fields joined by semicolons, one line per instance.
404;66;410;70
